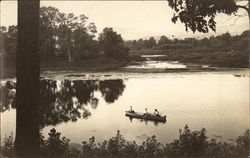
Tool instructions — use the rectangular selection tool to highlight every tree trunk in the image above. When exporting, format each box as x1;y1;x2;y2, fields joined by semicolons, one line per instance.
72;51;78;62
248;0;250;30
15;0;40;157
67;50;72;62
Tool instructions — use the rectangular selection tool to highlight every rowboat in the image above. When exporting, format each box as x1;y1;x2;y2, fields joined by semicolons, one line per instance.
125;111;166;122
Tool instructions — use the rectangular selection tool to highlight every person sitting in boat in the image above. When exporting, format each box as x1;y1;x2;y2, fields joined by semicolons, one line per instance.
154;109;160;116
144;108;148;115
129;106;135;113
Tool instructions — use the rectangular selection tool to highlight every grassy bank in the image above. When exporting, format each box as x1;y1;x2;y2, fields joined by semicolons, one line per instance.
1;57;128;79
130;48;249;68
41;57;128;71
127;31;250;68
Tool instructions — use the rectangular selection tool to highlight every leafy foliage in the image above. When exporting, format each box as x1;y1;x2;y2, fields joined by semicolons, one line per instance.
40;128;70;157
55;13;98;62
236;129;250;157
99;28;129;61
0;25;17;67
0;81;16;112
2;132;15;157
165;125;208;157
1;126;249;158
167;0;246;33
158;36;171;45
39;6;60;62
2;6;131;65
99;80;126;104
0;79;126;127
128;31;250;68
1;6;99;64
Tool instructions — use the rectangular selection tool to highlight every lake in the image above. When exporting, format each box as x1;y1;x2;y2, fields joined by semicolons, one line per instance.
125;60;187;69
1;70;249;146
124;55;211;71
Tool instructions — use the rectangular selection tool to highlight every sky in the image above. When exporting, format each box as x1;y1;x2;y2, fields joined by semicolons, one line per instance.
1;1;249;40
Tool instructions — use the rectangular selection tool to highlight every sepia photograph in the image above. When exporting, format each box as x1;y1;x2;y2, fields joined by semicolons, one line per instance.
0;0;249;157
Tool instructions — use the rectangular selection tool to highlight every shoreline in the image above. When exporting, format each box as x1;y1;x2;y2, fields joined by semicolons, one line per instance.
1;59;249;79
1;66;249;81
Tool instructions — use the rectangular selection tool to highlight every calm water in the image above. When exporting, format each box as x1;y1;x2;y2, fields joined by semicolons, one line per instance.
1;71;249;145
126;55;211;70
126;60;187;69
126;54;187;69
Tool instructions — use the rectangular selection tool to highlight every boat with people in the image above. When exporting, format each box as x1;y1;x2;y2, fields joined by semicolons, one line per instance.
125;106;166;122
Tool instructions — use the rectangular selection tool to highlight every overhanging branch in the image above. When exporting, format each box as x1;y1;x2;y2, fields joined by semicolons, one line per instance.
236;4;249;14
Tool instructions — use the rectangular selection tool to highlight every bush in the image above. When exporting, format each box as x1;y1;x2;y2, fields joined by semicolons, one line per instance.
2;132;15;157
1;126;249;158
236;129;250;157
40;128;70;157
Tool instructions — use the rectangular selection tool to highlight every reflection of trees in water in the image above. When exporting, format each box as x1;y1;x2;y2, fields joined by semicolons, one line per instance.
128;117;165;126
0;81;16;112
99;80;126;104
0;79;125;127
41;80;99;127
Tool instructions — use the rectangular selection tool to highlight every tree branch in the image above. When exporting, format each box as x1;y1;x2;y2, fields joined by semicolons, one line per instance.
236;4;249;13
231;16;241;26
229;13;247;26
223;13;247;24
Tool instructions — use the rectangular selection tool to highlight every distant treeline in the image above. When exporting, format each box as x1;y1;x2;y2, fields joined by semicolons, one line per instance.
0;6;249;68
125;31;249;51
126;31;250;67
1;125;249;158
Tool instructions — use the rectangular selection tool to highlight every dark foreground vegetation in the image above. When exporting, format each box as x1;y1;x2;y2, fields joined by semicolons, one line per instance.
1;125;249;158
126;31;250;68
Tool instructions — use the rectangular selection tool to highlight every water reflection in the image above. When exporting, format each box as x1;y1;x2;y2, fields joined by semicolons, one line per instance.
0;81;16;112
99;80;126;104
126;60;186;69
127;117;166;126
233;74;247;78
1;72;249;145
0;79;126;128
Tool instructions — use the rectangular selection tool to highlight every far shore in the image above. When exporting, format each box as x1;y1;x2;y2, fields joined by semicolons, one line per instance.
1;58;249;80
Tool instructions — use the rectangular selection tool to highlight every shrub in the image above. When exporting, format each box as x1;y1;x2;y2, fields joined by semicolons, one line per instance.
1;126;249;158
40;128;70;157
2;132;15;157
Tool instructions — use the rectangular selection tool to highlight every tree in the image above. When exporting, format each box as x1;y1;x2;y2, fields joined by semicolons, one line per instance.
56;13;97;62
236;129;250;157
0;25;17;66
15;0;40;156
136;39;144;50
167;0;250;33
148;37;157;48
241;29;250;38
2;132;15;157
143;37;157;48
39;6;60;62
40;128;70;157
99;28;129;61
158;35;170;45
1;7;98;64
71;20;97;60
5;26;18;56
